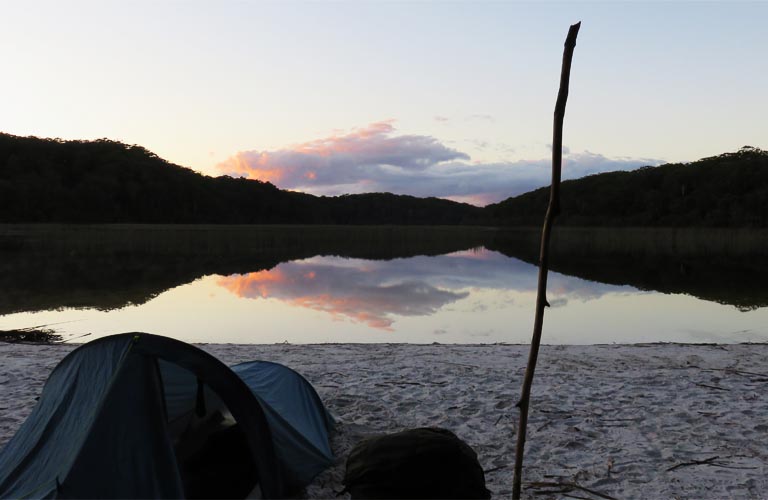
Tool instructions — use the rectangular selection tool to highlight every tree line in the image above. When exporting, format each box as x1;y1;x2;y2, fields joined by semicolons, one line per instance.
0;133;481;224
486;146;768;227
1;133;766;226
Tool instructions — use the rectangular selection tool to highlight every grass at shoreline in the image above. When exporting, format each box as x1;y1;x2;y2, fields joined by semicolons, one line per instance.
0;328;62;344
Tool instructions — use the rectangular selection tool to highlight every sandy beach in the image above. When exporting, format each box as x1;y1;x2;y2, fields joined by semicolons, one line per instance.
1;341;766;499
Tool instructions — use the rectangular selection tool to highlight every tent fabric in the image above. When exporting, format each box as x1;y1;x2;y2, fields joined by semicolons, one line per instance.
232;361;335;488
0;333;334;499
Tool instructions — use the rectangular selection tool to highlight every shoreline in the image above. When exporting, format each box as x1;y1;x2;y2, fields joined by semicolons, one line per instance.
2;342;766;498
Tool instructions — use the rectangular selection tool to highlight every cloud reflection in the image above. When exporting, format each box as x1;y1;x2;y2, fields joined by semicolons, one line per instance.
217;250;632;330
217;260;470;329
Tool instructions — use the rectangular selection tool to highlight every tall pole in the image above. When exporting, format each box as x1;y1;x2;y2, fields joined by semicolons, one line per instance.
512;21;580;500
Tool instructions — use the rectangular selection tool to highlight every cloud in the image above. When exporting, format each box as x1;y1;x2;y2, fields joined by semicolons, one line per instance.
217;120;469;188
217;122;662;206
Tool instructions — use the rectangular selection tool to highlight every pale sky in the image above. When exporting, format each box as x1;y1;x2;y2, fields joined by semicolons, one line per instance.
2;1;766;205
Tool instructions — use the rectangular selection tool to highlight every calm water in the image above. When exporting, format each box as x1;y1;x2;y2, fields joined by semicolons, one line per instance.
1;225;767;344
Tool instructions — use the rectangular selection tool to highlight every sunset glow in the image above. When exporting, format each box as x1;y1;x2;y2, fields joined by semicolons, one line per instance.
218;269;286;298
217;270;401;329
215;257;472;329
223;153;284;183
215;120;666;205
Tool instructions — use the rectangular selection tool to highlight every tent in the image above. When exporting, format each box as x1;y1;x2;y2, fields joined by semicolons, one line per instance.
0;333;335;499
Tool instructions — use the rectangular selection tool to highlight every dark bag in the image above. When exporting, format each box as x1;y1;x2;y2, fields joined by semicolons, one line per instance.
343;427;491;499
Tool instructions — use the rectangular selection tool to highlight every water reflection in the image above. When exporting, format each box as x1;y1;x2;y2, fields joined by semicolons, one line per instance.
218;262;468;330
0;225;489;316
1;226;768;343
216;251;633;330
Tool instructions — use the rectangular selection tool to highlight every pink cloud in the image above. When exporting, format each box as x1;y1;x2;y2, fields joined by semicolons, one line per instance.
217;122;662;206
217;121;469;189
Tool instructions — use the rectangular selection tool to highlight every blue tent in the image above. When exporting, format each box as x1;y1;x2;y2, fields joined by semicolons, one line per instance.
0;333;334;499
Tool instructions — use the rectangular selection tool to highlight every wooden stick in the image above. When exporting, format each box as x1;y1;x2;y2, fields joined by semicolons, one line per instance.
512;22;580;499
666;455;720;472
526;481;618;500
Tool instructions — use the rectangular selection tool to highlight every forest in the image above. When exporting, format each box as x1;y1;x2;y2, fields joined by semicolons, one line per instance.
487;146;768;227
0;134;481;225
1;133;766;227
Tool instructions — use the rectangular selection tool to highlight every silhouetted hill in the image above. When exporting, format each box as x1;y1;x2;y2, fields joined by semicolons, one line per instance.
0;133;481;224
487;146;768;227
3;133;767;226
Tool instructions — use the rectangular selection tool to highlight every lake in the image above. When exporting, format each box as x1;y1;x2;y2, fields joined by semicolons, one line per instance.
1;225;767;344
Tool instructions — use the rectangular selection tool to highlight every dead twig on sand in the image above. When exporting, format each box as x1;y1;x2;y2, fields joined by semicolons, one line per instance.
724;367;768;378
535;421;553;432
527;481;618;500
667;456;758;472
483;465;508;475
58;332;92;343
693;382;730;391
667;456;720;471
671;366;768;385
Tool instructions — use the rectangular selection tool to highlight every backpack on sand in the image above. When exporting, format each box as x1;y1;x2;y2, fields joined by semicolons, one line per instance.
342;427;491;499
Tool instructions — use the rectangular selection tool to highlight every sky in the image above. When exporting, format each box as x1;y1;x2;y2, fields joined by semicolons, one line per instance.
1;1;766;205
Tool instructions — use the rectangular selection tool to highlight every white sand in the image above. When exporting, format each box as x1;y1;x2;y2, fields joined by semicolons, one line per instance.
1;342;767;499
